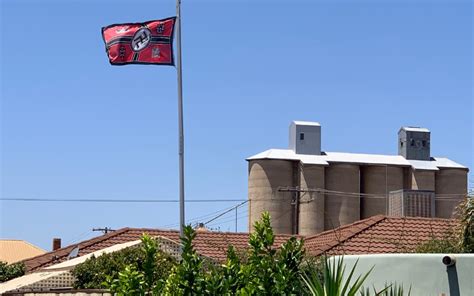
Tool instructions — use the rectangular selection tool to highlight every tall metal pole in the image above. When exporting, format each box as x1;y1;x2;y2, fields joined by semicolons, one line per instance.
176;0;185;237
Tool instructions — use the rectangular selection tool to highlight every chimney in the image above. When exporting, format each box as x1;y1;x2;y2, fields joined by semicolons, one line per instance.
289;121;321;155
195;222;209;232
398;126;431;160
52;238;61;251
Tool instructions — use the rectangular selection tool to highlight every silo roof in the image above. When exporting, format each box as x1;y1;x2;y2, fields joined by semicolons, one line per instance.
292;121;321;126
323;152;410;166
247;149;468;171
246;149;328;165
430;157;467;169
400;126;430;132
406;159;439;171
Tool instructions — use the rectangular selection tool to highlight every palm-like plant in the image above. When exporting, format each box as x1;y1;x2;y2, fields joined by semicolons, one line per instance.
360;283;411;296
301;257;373;296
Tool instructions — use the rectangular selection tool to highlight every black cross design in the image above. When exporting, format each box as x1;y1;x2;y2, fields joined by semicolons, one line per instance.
133;32;149;49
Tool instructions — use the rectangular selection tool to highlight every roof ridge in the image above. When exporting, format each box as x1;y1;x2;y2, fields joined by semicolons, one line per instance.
19;240;46;253
22;227;132;271
305;215;387;254
126;227;300;238
304;215;385;240
386;216;455;222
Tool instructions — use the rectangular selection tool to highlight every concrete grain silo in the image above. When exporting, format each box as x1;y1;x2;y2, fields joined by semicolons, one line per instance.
324;163;360;230
248;159;295;234
435;168;468;218
247;122;468;236
298;164;325;235
360;165;404;219
410;170;435;191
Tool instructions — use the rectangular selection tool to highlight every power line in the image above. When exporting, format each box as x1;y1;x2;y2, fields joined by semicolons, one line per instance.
0;198;247;203
161;203;246;228
203;201;248;226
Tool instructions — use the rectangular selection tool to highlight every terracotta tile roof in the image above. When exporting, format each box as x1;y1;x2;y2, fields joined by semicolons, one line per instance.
0;240;46;264
22;216;457;272
304;215;458;257
22;228;297;272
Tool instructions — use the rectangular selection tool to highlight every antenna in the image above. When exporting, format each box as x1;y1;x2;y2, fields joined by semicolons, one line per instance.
92;227;115;234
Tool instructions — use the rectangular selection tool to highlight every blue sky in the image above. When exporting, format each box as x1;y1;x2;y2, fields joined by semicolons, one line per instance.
1;0;472;250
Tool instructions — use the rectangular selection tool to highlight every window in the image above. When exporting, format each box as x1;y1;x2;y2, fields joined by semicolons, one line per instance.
299;133;305;140
410;139;415;146
422;140;427;147
400;141;404;147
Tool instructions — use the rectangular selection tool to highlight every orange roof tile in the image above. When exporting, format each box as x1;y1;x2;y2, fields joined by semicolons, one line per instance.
22;216;457;272
304;215;457;257
22;228;297;272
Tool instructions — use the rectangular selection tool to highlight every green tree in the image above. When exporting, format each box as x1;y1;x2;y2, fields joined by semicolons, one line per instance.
0;261;25;283
457;197;473;253
162;225;206;295
72;234;175;290
238;212;304;295
414;196;473;254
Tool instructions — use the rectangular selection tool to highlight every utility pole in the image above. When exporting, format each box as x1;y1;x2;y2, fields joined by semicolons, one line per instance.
278;186;320;235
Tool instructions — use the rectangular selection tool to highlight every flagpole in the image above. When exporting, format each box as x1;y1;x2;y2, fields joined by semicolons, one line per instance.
176;0;185;238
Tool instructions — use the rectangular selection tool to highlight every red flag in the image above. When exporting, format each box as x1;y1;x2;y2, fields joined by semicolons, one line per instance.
102;17;176;66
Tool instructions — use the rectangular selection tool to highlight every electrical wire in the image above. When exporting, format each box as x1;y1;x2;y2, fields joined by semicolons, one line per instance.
0;198;247;203
161;202;246;228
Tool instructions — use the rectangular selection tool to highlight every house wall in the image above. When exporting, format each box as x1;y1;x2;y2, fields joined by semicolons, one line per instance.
338;254;474;296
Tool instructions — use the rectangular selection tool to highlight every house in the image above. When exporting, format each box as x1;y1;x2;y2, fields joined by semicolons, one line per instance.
21;228;296;272
0;240;46;264
0;216;457;294
304;215;457;257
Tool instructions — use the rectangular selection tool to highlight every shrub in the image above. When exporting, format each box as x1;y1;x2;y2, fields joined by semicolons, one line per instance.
415;196;473;254
72;234;175;289
0;261;25;283
301;257;373;296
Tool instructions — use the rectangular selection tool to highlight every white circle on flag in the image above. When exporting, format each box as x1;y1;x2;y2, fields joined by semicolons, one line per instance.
132;28;152;52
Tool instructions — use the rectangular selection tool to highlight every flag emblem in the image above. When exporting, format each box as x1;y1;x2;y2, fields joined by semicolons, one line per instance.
101;17;176;66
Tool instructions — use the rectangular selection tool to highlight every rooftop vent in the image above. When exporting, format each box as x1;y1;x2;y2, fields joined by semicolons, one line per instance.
289;121;321;155
398;126;430;160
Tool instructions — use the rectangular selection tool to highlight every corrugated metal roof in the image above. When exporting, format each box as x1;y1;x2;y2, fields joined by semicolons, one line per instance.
247;149;467;170
406;159;440;171
0;240;45;264
246;149;328;165
292;121;320;126
432;157;467;169
400;126;430;132
324;152;410;166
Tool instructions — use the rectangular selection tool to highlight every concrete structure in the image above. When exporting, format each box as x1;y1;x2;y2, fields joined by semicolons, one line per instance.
247;121;469;235
289;121;321;155
398;127;431;160
339;254;474;296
